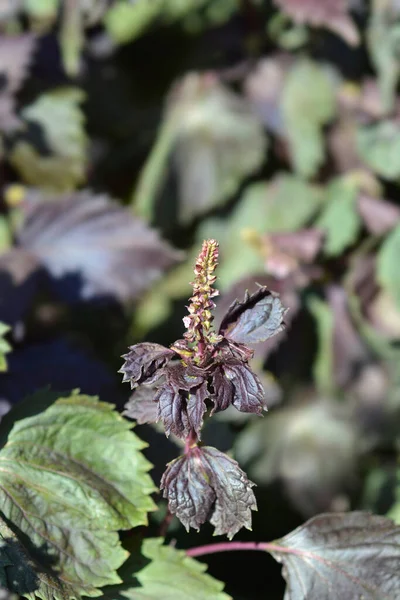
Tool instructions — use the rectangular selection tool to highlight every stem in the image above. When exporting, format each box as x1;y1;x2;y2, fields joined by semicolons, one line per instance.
186;540;294;558
159;508;173;537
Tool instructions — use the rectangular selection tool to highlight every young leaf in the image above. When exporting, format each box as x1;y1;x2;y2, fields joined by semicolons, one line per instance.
356;120;400;180
160;446;257;539
120;343;175;388
268;512;400;599
316;179;361;257
10;88;88;192
274;0;359;46
377;223;400;312
105;538;230;600
219;286;286;345
0;391;156;597
282;59;336;177
0;322;11;372
16;190;181;303
213;361;265;415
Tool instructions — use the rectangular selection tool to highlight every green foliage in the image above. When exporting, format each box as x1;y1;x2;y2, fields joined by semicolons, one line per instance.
316;178;361;256
0;390;156;598
0;322;11;372
356;121;400;180
282;59;335;177
10;89;88;192
377;223;400;312
307;296;334;395
118;538;230;600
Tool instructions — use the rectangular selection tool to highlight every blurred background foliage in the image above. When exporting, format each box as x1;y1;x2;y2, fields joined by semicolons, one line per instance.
0;1;400;598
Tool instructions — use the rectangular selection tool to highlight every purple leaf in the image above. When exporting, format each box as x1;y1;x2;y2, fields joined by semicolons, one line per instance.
186;381;208;439
155;362;208;439
210;366;234;414
17;190;182;303
160;446;257;539
273;0;359;46
219;286;286;345
269;512;400;600
357;194;400;236
223;362;266;415
123;387;158;424
120;343;174;389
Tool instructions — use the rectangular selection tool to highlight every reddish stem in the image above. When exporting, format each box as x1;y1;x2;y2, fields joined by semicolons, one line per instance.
186;540;295;558
184;430;198;454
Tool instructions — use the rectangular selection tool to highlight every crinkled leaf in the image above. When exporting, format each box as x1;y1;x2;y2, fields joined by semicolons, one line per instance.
120;343;174;388
0;514;77;600
282;59;336;177
316;179;361;256
222;362;266;414
356;120;400;180
134;73;266;224
219;286;286;345
0;391;156;597
274;0;359;45
357;194;400;235
161;446;256;539
0;322;11;372
107;538;230;600
269;512;400;599
155;363;208;439
16;190;181;303
377;223;400;312
10;88;88;192
123;387;159;425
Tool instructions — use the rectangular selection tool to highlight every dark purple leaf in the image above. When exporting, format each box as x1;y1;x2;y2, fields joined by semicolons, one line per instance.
120;343;174;389
156;385;190;439
219;286;286;345
16;190;182;303
210;366;234;414
357;194;400;236
123;386;158;424
269;512;400;600
273;0;359;46
155;363;208;439
210;359;266;415
160;446;257;539
186;380;208;439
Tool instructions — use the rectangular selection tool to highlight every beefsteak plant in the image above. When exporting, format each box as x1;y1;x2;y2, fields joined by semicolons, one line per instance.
120;239;287;537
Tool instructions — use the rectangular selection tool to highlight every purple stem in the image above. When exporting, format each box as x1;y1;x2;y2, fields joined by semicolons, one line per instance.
186;540;295;558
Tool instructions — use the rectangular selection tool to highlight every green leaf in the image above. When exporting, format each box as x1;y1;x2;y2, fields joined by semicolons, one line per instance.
356;120;400;180
0;322;11;372
217;174;323;289
269;512;400;599
282;59;336;177
307;296;334;395
377;223;400;312
134;73;266;224
0;391;156;597
316;179;361;256
105;0;239;44
107;538;230;600
10;88;88;192
366;2;400;113
0;515;75;600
